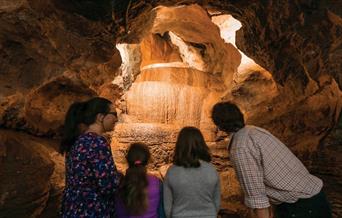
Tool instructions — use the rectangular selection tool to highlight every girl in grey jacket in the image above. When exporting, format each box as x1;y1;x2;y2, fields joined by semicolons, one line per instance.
163;127;221;218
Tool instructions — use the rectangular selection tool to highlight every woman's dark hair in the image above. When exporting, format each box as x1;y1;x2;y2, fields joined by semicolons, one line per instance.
211;101;245;133
120;143;151;215
60;97;112;154
173;127;211;168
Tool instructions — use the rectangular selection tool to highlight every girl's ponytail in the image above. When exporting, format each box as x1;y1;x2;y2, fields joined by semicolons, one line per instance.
120;143;150;215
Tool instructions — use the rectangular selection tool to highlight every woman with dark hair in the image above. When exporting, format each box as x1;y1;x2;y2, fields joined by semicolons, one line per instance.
115;143;164;218
60;97;121;218
163;127;220;218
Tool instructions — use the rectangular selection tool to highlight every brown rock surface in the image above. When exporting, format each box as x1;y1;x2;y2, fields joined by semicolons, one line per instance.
0;0;341;217
111;6;266;215
39;143;65;218
116;0;342;90
0;0;118;98
0;0;122;135
0;130;55;217
308;116;342;218
114;3;342;216
24;76;96;135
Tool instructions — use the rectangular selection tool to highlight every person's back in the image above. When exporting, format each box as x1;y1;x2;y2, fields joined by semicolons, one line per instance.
63;132;120;217
230;125;323;205
211;101;332;218
164;161;220;218
116;175;161;218
163;127;220;218
60;97;121;218
116;143;164;218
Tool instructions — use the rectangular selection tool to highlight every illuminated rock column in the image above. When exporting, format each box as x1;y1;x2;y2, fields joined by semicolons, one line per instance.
112;34;225;171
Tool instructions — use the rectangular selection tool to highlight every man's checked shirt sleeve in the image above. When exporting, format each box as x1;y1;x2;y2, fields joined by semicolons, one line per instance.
229;126;323;209
230;133;270;208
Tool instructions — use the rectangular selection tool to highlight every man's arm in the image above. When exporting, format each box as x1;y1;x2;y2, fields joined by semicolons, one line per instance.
251;207;273;218
230;135;271;216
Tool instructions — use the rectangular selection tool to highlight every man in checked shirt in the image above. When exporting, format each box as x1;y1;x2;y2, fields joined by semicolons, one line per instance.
211;102;331;218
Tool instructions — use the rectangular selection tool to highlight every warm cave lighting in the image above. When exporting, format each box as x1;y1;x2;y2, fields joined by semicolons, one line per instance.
211;14;265;74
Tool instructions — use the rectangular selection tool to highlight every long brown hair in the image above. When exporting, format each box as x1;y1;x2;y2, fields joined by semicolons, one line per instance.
173;126;211;168
120;143;151;215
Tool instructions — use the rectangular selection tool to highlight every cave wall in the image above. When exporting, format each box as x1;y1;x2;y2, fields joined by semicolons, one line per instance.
0;0;341;217
115;0;342;90
309;114;342;218
112;32;227;168
0;1;120;217
112;5;342;217
0;0;123;134
0;130;64;218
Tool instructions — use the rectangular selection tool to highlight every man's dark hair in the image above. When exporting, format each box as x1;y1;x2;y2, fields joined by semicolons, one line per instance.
173;126;211;168
211;101;245;133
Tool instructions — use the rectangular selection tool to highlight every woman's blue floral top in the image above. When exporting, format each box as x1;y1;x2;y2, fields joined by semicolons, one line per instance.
61;132;121;218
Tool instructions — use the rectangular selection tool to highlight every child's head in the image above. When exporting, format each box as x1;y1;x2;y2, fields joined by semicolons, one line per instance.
126;142;150;168
121;142;151;215
173;126;211;168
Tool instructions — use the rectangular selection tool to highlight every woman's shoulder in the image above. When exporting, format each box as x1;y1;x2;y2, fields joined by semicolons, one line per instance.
163;164;179;180
165;164;200;178
199;161;219;175
165;164;181;174
74;132;110;152
79;132;108;144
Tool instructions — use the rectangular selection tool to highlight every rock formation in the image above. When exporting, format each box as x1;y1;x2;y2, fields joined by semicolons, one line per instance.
0;0;341;217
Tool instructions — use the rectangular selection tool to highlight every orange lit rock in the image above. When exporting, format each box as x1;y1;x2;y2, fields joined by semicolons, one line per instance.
24;76;96;135
0;0;117;99
219;170;247;216
151;5;241;81
247;78;342;152
0;1;341;217
0;93;26;130
114;43;141;91
140;34;182;67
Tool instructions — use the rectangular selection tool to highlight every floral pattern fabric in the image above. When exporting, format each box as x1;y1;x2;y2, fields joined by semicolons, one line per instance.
61;132;121;218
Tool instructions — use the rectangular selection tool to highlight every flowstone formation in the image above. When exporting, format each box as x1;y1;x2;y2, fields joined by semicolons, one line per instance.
0;1;341;217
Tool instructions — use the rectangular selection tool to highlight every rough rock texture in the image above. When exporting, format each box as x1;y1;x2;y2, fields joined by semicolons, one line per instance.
112;6;240;171
303;114;342;218
113;4;342;216
24;76;97;135
115;43;141;91
0;1;120;216
110;9;247;212
0;0;117;98
39;143;65;218
112;28;229;170
124;4;242;88
115;0;342;90
0;0;341;217
0;130;57;218
0;0;122;134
